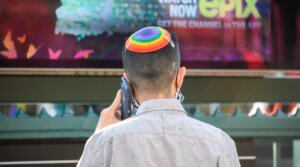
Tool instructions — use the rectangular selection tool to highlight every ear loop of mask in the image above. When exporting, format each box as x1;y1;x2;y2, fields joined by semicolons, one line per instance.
132;96;139;112
175;70;185;103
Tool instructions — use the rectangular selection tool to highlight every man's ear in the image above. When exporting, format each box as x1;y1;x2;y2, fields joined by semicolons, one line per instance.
176;67;186;89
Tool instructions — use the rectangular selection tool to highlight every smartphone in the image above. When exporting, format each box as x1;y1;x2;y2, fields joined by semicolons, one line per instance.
120;76;133;120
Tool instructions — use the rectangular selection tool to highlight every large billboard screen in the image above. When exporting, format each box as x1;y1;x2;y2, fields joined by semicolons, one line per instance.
0;0;298;70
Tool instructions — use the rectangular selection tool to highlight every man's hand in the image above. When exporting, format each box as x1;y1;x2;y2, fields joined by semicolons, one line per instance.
95;90;122;131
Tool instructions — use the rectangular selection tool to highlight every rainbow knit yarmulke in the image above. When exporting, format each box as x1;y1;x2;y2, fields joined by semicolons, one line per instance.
125;26;174;53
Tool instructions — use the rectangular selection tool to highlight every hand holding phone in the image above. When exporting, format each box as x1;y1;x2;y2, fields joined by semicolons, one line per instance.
95;90;121;131
95;76;133;131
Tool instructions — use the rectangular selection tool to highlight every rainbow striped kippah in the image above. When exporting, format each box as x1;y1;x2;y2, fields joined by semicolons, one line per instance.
125;26;174;53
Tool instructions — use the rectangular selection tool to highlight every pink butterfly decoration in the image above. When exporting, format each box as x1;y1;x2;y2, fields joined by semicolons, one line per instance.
0;30;17;59
0;49;17;59
48;48;62;60
17;34;26;44
27;43;43;59
74;50;94;59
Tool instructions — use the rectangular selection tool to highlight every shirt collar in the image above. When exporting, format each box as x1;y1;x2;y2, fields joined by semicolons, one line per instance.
136;98;186;116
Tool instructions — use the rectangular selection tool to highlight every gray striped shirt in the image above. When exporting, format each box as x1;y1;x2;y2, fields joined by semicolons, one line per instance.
77;99;241;167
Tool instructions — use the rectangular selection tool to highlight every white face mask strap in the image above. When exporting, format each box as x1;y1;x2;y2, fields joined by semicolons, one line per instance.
132;96;139;111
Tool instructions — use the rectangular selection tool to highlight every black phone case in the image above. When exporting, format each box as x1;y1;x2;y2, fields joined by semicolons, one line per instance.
120;76;133;120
